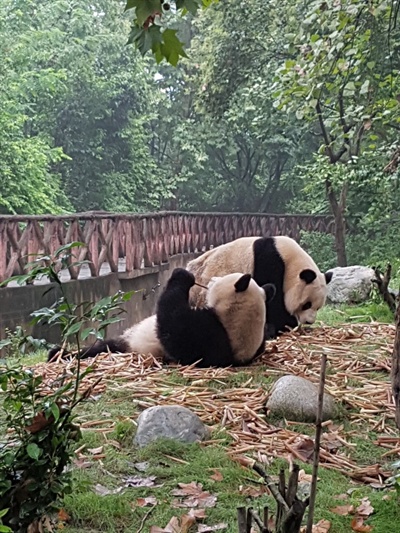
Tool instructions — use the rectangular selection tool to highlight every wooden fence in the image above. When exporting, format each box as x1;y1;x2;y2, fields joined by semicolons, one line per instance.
0;211;335;285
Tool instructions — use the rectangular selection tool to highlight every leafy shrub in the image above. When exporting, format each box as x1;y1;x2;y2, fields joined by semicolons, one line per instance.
0;243;134;531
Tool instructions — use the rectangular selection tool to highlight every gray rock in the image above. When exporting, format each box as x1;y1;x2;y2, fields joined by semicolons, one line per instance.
134;405;209;447
266;375;335;422
326;265;375;304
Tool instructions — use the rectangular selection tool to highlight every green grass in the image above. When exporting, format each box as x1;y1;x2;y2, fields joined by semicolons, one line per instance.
317;300;394;326
59;416;400;532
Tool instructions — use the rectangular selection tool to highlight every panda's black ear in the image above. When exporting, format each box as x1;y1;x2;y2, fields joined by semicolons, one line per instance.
324;271;333;284
299;269;317;284
235;274;252;292
262;283;276;303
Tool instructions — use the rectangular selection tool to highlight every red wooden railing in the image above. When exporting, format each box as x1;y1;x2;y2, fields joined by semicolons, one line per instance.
0;211;334;285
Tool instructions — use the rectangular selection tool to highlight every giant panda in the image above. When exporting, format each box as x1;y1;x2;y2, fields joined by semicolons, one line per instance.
187;236;332;338
157;267;275;367
48;268;275;368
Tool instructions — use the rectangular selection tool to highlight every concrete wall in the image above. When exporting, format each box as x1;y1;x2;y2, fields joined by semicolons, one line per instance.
0;253;196;347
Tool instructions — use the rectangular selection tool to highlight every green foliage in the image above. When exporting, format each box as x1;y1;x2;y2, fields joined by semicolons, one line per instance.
125;0;215;65
273;0;400;162
0;328;47;359
300;231;336;272
0;363;82;531
0;242;135;530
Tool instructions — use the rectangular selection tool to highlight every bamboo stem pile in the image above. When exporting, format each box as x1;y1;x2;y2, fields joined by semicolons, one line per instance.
33;322;397;486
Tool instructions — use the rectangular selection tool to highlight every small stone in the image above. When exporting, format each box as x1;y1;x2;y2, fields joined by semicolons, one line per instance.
134;405;210;447
266;375;335;422
326;265;375;304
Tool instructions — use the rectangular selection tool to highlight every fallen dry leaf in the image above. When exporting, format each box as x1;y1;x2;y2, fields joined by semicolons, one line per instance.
298;469;314;483
291;437;314;462
72;458;92;469
197;524;227;532
150;516;181;533
301;519;331;532
356;497;374;517
209;469;223;482
335;493;349;501
350;516;373;532
93;484;124;496
330;504;355;516
150;511;208;533
136;496;158;507
124;475;158;488
239;485;268;498
25;412;54;433
57;509;70;522
171;482;217;508
180;513;197;532
189;509;207;519
87;446;103;455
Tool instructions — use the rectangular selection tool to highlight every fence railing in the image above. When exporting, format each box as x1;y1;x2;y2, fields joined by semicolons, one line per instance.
0;211;335;285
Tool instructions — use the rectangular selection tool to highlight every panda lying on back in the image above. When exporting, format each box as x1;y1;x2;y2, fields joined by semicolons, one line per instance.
158;268;275;367
48;268;275;368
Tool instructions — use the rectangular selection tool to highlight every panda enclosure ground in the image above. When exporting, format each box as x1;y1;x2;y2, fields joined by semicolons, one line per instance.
15;305;400;532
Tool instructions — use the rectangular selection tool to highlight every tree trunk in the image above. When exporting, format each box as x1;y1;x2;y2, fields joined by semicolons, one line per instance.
326;180;347;267
392;302;400;429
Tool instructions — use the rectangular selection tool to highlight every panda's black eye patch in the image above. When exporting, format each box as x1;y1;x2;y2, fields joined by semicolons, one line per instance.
302;302;312;311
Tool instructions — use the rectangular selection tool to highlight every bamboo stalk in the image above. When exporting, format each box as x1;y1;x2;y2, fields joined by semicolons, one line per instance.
306;354;327;533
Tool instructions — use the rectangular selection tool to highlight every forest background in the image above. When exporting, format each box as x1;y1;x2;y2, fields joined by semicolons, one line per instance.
1;0;400;270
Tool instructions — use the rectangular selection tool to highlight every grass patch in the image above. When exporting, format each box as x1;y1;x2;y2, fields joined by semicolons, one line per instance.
317;301;394;326
61;426;400;532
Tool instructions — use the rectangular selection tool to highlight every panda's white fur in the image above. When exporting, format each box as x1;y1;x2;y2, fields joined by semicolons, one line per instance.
121;315;164;358
187;236;331;335
205;273;268;363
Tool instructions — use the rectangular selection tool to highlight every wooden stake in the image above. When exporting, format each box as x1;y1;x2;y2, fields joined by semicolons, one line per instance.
392;303;400;429
306;353;327;532
238;507;247;533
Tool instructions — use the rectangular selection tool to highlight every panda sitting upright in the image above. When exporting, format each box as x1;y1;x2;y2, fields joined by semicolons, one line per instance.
48;268;275;368
157;268;275;367
187;236;332;338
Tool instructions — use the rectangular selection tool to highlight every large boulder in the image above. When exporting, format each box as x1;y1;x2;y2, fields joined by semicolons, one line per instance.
326;265;375;304
134;405;210;447
266;375;335;422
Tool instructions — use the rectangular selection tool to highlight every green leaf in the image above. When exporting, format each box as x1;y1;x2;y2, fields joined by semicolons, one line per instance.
161;29;188;66
65;322;81;337
360;80;370;95
0;509;8;519
81;327;95;341
127;0;162;26
26;443;41;460
50;403;60;422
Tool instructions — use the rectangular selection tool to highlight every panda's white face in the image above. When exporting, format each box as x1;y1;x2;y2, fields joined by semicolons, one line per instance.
284;269;328;325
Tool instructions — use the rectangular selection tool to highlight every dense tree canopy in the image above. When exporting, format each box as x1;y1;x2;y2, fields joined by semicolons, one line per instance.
1;0;400;266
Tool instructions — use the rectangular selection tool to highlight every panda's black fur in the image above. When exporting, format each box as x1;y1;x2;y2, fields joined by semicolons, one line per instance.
253;238;298;338
157;268;274;368
47;338;130;362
